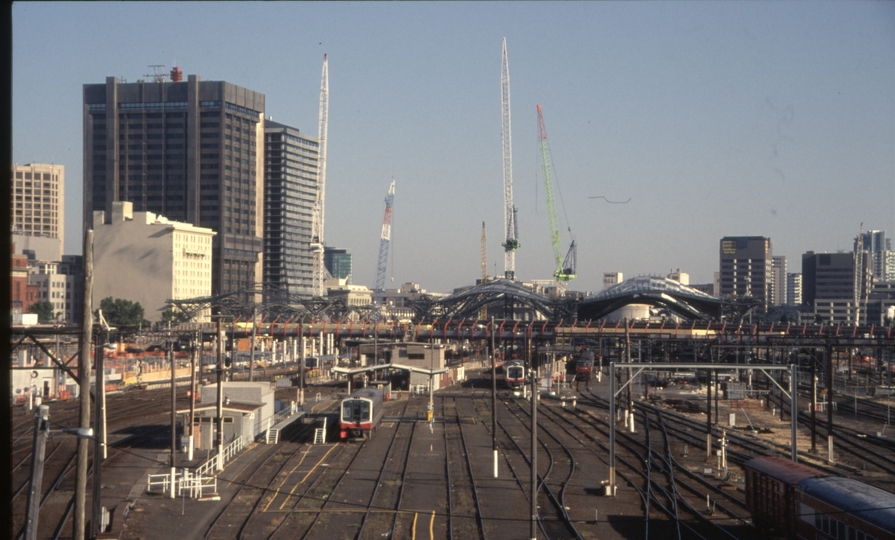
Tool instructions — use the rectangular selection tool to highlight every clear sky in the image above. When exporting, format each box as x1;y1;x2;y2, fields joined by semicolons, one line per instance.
12;1;895;295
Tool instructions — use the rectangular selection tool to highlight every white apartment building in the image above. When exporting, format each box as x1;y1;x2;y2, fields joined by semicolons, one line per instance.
11;163;65;255
93;201;215;322
603;272;623;290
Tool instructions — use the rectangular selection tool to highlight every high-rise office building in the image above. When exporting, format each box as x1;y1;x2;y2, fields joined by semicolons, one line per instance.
855;229;894;280
719;236;772;309
263;120;319;298
786;273;802;306
771;255;787;307
801;251;871;324
83;72;265;298
324;247;352;282
11;163;65;254
603;272;623;290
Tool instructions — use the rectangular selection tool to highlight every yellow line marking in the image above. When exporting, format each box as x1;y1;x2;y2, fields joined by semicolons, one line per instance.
276;444;339;511
260;444;311;512
411;512;418;540
429;510;435;540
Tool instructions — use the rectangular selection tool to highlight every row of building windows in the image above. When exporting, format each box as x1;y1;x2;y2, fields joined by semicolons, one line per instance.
120;101;188;110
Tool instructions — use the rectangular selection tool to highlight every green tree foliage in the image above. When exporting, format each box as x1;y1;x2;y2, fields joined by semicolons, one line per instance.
28;301;55;323
160;309;190;326
99;297;145;327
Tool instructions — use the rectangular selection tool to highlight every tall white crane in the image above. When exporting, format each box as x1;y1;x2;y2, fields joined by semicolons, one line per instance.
311;54;329;297
373;179;396;318
500;38;519;281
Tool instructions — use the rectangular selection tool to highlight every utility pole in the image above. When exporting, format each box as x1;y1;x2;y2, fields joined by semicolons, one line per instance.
188;332;198;461
169;341;177;497
215;317;224;471
249;308;257;382
491;317;498;478
91;335;105;537
529;338;538;540
74;229;93;540
24;405;49;540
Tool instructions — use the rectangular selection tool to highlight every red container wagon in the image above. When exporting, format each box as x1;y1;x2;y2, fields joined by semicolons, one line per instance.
744;456;826;537
339;387;385;440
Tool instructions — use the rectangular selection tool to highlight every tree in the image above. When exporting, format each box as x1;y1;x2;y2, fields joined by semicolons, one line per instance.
160;309;190;327
28;301;55;323
99;297;145;327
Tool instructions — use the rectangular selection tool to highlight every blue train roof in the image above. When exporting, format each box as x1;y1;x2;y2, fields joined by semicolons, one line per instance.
798;476;895;534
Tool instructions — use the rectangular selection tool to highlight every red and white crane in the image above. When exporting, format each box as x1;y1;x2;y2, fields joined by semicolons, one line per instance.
372;179;396;317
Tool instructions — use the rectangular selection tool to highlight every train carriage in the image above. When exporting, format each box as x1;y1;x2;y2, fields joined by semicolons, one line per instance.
339;387;385;440
796;476;895;540
504;360;526;390
745;456;895;540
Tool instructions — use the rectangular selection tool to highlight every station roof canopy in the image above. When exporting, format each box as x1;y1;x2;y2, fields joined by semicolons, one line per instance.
578;276;726;321
332;363;449;377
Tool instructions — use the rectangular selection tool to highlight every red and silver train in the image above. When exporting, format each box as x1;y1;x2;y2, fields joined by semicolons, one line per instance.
573;349;596;381
504;360;527;390
339;387;385;440
744;456;895;540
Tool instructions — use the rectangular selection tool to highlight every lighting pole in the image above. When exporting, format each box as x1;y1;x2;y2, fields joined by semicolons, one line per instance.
529;338;538;540
491;317;498;478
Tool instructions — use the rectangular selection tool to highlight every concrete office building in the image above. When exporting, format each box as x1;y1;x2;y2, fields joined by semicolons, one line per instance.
786;273;802;306
603;272;623;290
11;163;65;259
719;236;773;310
771;256;787;307
855;230;895;281
83;72;264;300
93;201;215;322
263;120;319;298
801;251;872;325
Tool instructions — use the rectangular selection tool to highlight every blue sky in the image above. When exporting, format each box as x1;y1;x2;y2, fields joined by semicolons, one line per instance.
12;1;895;294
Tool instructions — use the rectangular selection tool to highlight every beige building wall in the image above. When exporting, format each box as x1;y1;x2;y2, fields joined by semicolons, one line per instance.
11;163;65;256
93;201;215;322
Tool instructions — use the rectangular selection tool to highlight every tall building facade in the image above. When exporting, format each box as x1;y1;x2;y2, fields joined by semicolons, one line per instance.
719;236;772;309
324;247;352;282
263;120;319;298
855;229;894;281
770;255;787;307
786;273;802;306
12;163;65;254
83;73;264;299
801;251;872;324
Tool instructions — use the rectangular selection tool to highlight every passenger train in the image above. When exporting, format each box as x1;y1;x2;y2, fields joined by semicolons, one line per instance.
504;360;527;390
339;386;385;441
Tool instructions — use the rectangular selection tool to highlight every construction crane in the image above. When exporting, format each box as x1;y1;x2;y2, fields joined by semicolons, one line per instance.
536;104;576;287
500;38;519;281
372;179;396;318
310;54;329;297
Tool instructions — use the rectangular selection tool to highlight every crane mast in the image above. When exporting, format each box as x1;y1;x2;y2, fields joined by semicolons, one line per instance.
500;38;519;280
311;54;329;297
373;179;396;318
536;104;576;286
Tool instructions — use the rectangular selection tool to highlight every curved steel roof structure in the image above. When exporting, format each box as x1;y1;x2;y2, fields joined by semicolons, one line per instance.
577;276;727;321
